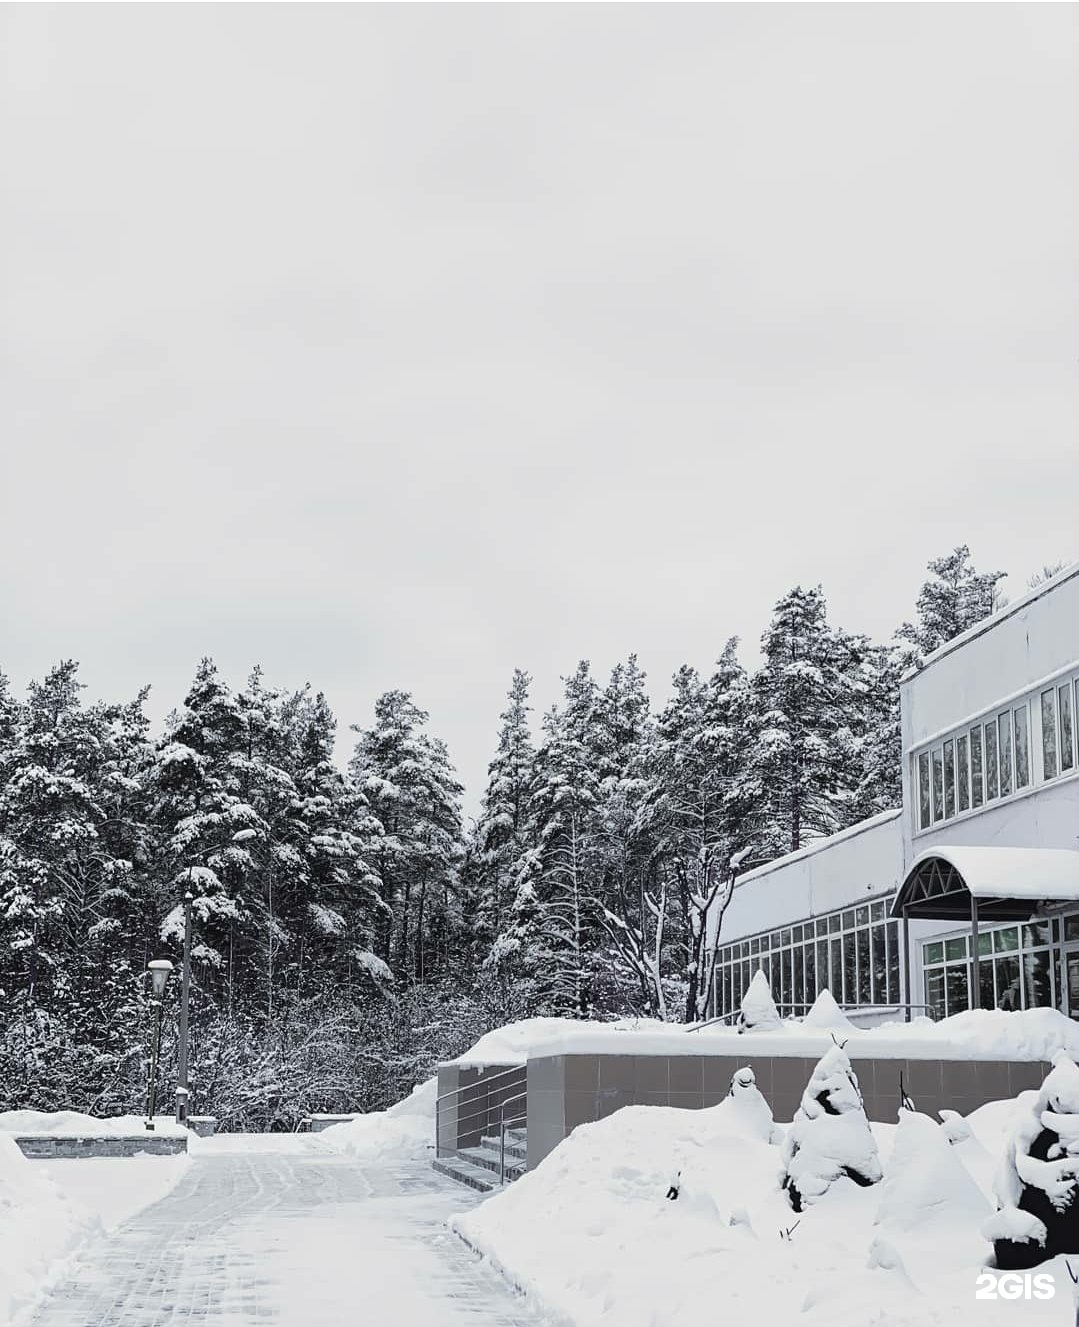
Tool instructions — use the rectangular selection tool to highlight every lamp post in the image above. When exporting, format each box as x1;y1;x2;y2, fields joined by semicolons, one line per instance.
175;889;194;1124
145;959;174;1132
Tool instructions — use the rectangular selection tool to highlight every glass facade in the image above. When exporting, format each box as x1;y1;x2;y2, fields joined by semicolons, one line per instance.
921;918;1060;1019
713;896;900;1019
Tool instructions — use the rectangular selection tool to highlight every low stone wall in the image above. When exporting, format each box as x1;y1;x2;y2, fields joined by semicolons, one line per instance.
12;1132;189;1158
526;1052;1049;1170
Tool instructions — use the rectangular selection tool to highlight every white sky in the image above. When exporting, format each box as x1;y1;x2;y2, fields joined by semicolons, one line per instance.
2;4;1077;819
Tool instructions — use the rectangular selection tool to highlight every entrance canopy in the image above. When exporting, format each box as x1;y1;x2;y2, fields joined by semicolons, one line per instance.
891;846;1079;922
891;847;1079;1016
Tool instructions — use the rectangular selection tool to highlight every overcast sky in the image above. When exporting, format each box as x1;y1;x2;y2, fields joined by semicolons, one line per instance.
2;4;1077;817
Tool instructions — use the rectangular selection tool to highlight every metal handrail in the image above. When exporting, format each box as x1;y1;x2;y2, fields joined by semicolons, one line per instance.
434;1062;525;1155
687;1000;936;1033
497;1091;527;1185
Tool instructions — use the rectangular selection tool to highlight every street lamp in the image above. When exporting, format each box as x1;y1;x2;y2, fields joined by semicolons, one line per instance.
145;959;174;1131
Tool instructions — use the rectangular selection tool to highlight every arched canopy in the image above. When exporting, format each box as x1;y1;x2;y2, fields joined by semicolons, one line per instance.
892;846;1079;921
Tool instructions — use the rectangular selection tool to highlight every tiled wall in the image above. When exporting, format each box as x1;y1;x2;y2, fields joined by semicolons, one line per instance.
526;1052;1048;1169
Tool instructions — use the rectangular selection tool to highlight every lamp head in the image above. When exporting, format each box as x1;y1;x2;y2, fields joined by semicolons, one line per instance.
147;959;174;998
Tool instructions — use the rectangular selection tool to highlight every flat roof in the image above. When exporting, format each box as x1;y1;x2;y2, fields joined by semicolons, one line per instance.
733;808;901;887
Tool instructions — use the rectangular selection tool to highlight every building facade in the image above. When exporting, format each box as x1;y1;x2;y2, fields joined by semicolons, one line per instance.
709;563;1079;1023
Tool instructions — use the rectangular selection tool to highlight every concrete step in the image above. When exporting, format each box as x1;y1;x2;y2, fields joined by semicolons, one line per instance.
432;1156;498;1193
458;1144;526;1181
480;1133;527;1162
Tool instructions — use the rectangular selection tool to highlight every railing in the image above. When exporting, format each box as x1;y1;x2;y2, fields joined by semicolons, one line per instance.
435;1063;526;1158
686;1000;935;1032
497;1091;527;1185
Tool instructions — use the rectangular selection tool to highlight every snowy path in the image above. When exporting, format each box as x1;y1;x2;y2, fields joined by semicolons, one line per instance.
30;1140;539;1327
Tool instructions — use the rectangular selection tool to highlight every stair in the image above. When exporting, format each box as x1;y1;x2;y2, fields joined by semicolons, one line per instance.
432;1129;528;1192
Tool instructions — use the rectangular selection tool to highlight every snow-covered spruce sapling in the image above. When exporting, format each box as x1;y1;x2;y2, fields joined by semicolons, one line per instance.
726;1066;783;1144
739;969;781;1032
781;1044;882;1213
987;1051;1079;1270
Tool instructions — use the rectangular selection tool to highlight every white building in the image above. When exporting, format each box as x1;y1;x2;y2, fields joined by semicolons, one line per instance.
709;563;1079;1023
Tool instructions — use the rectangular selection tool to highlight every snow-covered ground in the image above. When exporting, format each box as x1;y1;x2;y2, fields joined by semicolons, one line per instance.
0;1132;189;1327
454;1087;1076;1326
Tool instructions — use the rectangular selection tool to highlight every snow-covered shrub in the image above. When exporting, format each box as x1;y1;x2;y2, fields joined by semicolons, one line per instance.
717;1067;782;1144
802;988;854;1031
739;969;781;1032
875;1109;988;1232
988;1050;1079;1269
781;1044;882;1212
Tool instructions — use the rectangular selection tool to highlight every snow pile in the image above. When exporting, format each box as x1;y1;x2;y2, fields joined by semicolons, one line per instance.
990;1051;1079;1268
0;1133;90;1325
739;969;781;1031
874;1110;989;1232
802;988;855;1031
455;1084;1067;1327
519;1004;1079;1063
781;1044;882;1212
0;1110;189;1139
315;1077;436;1162
448;1016;670;1067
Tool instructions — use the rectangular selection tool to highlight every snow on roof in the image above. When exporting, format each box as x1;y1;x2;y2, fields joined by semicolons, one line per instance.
896;845;1079;907
733;808;901;887
900;558;1079;684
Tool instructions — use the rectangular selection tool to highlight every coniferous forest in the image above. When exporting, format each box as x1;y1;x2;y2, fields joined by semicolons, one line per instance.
0;548;1024;1127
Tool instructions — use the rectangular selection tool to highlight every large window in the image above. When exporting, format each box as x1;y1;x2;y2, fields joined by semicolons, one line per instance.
912;665;1079;836
1042;674;1079;783
921;918;1058;1019
713;897;899;1019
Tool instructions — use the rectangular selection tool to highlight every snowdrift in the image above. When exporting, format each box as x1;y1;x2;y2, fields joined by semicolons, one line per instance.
315;1077;436;1162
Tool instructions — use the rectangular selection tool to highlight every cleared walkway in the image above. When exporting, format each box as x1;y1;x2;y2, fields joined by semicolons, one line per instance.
31;1139;538;1327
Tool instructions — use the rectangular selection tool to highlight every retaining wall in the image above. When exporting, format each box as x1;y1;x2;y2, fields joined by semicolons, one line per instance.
526;1052;1048;1169
12;1132;189;1158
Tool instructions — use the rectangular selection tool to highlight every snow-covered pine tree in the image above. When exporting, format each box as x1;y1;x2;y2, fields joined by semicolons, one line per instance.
471;669;537;976
348;691;464;984
897;545;1006;663
641;642;759;1022
752;587;869;856
153;658;266;1003
526;662;605;1017
593;656;669;1018
781;1043;882;1211
287;690;385;997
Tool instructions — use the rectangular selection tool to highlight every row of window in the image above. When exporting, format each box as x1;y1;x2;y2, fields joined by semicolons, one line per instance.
921;919;1057;1018
913;669;1079;834
713;897;901;1017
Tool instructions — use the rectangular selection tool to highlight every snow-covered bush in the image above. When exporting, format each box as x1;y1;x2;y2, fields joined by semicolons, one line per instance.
875;1109;988;1232
716;1067;782;1144
739;969;781;1032
802;988;854;1031
781;1044;882;1212
988;1050;1079;1269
